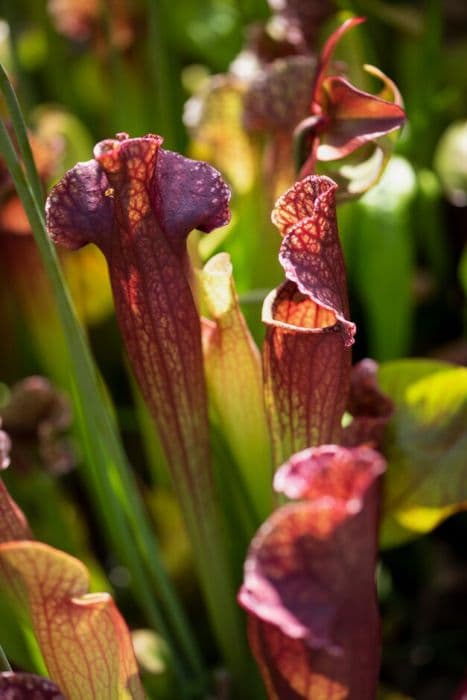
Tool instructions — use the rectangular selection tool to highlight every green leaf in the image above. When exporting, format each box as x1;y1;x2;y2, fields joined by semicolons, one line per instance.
0;596;46;674
379;359;467;547
201;253;273;522
354;156;417;360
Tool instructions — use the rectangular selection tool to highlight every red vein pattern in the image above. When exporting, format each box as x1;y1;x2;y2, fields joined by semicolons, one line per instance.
46;133;230;521
263;176;354;466
0;482;144;700
46;134;241;660
0;543;144;700
238;445;386;700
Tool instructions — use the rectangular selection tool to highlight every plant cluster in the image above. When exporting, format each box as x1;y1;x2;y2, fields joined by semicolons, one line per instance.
0;2;466;699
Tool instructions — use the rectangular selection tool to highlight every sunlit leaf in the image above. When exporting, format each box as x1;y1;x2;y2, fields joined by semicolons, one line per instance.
0;479;144;699
378;359;467;547
61;246;113;326
0;542;144;700
201;252;273;520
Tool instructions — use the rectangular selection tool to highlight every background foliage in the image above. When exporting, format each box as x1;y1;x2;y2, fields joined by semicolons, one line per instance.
0;0;466;698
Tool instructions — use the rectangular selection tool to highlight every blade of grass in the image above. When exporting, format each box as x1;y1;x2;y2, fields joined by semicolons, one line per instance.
0;68;43;208
0;65;205;694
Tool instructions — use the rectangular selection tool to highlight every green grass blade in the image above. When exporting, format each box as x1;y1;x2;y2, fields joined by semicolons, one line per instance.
0;65;43;207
